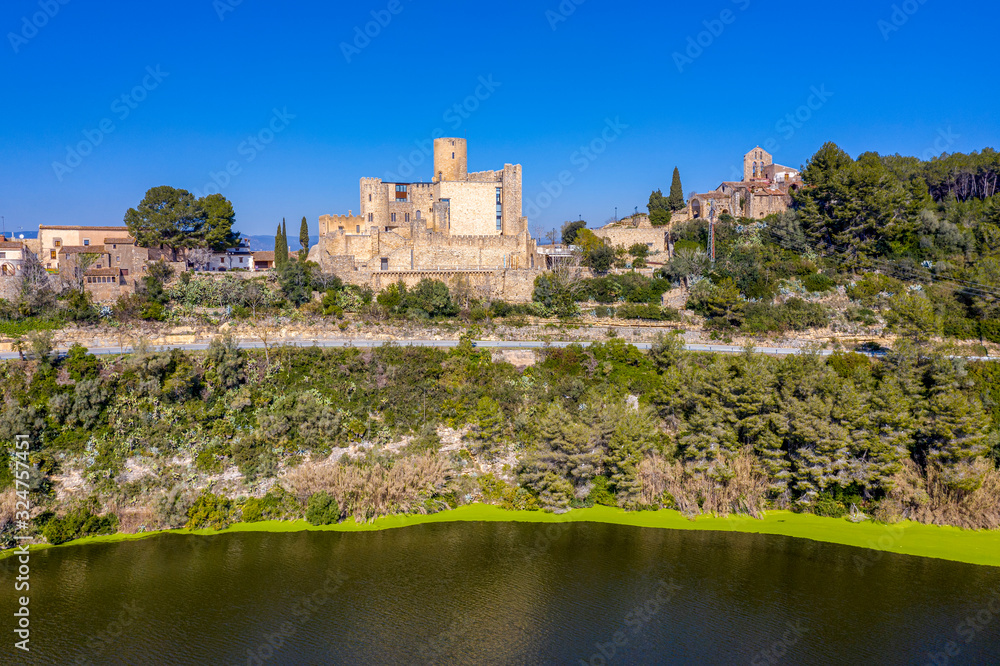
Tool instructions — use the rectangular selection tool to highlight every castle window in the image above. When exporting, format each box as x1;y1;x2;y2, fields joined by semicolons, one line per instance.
50;250;57;259
405;213;410;222
83;239;90;246
54;239;62;247
395;184;408;201
369;194;372;201
368;213;374;222
391;213;396;222
496;187;503;232
452;152;455;159
356;225;361;233
381;258;388;271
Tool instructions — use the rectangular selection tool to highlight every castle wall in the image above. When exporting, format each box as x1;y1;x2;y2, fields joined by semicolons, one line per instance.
439;181;499;236
592;227;668;253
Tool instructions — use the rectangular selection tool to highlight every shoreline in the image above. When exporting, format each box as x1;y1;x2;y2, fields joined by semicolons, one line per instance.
5;505;999;567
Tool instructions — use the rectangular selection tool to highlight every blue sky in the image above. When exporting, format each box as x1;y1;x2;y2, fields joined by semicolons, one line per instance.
1;0;996;237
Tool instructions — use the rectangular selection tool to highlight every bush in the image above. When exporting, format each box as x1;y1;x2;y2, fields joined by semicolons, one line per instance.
242;488;299;523
803;273;835;293
846;273;904;305
587;476;617;507
185;492;235;530
812;495;847;518
615;304;680;321
42;508;118;545
742;298;829;333
306;491;341;526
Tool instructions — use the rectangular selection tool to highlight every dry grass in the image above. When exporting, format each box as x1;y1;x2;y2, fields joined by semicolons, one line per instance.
0;489;17;531
637;449;769;518
876;459;1000;530
282;454;452;522
103;497;159;534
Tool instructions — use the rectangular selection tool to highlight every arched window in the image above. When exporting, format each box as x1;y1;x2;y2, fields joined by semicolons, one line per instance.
753;162;758;178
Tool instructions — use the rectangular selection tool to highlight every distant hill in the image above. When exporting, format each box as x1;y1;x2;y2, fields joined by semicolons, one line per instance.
2;229;38;240
242;234;318;252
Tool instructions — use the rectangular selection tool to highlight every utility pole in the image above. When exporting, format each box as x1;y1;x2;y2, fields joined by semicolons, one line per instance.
614;206;617;222
708;200;717;264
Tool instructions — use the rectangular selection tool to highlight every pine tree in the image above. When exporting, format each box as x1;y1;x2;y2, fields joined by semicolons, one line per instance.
667;167;685;211
604;408;656;506
299;216;309;260
919;360;991;491
465;396;505;458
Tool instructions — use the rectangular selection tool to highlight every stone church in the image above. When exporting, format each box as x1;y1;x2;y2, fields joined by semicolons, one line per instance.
683;147;802;222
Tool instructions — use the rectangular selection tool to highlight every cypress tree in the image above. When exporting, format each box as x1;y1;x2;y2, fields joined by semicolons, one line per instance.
299;216;309;259
667;167;685;211
275;219;289;267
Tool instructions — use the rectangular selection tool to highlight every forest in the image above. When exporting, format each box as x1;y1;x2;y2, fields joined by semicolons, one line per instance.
1;336;998;547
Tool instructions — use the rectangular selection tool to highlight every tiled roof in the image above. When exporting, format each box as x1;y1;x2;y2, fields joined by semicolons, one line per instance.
40;225;128;231
85;268;121;277
252;251;275;261
104;237;135;244
60;245;106;254
0;242;24;249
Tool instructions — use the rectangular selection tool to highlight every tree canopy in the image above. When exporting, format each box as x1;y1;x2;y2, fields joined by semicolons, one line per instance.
124;186;239;251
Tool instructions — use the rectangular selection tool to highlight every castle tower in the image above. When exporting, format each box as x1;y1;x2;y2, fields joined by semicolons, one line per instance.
434;138;468;182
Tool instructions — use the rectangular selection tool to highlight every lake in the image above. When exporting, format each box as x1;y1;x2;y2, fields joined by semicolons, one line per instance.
5;522;1000;665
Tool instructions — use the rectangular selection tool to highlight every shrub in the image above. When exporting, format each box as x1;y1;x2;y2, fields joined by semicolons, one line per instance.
615;304;680;322
742;298;828;333
846;273;904;305
242;488;300;523
812;495;847;518
803;273;835;292
185;492;235;530
306;491;341;526
587;476;617;507
42;508;118;545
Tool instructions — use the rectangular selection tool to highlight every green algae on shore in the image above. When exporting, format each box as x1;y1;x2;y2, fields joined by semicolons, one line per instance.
4;504;999;568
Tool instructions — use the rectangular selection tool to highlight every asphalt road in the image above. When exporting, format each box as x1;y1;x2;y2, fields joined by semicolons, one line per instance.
0;338;863;359
3;337;996;361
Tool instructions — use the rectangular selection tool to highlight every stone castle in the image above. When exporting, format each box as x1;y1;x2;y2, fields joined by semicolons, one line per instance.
309;139;544;301
682;147;801;222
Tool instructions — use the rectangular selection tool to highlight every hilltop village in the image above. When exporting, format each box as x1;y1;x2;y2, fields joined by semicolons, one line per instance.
0;139;798;304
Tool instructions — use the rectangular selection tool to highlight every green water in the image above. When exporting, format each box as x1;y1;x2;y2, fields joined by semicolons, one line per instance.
3;522;999;665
